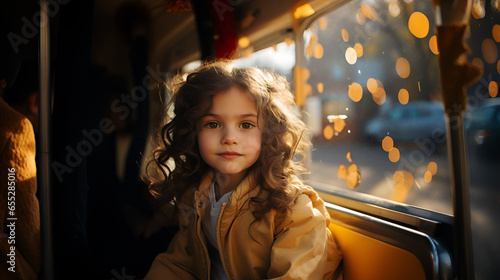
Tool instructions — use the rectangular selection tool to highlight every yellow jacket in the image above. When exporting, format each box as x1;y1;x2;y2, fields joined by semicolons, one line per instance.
145;173;342;279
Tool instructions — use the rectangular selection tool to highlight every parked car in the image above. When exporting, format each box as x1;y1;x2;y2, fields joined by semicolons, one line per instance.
467;98;500;159
364;101;447;143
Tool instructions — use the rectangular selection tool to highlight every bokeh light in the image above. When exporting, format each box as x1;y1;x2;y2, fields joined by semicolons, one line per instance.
317;82;324;93
346;151;352;163
424;170;433;183
493;24;500;42
319;17;328;30
408;12;429;39
348;82;363;102
367;78;378;93
393;170;414;191
382;136;394;152
429;35;439;55
472;57;485;73
482;39;498;64
338;163;361;189
428;161;438;175
472;1;486;19
338;164;347;180
314;44;324;59
372;87;386;105
324;125;334;140
238;37;250;49
388;1;401;17
356;8;366;25
396;57;411;78
388;147;400;162
342;29;349;42
361;3;371;19
346;163;361;189
294;3;315;19
424;162;437;183
391;170;414;203
346;47;358;64
489;81;498;98
354;43;364;57
398;88;410;104
332;118;346;132
360;3;378;21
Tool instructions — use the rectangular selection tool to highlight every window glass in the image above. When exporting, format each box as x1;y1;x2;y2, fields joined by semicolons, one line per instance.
302;0;451;214
233;41;295;81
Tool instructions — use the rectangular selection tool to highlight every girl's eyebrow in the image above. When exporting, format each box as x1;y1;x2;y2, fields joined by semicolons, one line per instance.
202;113;258;118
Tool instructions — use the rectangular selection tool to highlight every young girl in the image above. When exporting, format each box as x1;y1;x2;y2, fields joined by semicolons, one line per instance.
145;61;342;280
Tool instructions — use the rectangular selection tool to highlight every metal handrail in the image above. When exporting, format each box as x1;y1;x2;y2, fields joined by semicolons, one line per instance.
39;1;54;279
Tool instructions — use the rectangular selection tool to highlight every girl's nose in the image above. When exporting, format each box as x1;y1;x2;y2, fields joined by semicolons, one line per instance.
221;128;238;145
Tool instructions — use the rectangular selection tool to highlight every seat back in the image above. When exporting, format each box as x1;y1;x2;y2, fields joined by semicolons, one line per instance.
326;203;452;280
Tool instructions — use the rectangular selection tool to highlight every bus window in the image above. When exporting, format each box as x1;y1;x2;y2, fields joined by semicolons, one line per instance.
296;1;500;279
299;0;451;214
233;41;295;80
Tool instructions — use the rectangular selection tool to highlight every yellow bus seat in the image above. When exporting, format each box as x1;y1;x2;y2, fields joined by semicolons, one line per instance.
325;202;452;280
329;223;425;280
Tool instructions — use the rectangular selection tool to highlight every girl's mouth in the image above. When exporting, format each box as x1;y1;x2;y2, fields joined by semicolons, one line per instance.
218;151;242;159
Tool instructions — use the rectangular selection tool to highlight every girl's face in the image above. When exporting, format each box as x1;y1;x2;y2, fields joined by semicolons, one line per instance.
197;85;262;184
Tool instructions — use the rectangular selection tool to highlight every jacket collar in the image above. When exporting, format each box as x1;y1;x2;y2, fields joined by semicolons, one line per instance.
196;170;262;209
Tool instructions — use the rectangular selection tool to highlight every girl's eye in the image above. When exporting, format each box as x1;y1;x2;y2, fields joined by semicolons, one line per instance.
205;122;220;129
239;122;255;129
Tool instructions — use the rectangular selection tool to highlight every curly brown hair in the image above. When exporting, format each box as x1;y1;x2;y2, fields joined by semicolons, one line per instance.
147;60;311;220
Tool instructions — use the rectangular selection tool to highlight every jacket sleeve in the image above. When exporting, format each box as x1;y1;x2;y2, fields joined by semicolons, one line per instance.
267;193;342;280
144;199;200;280
0;117;41;280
